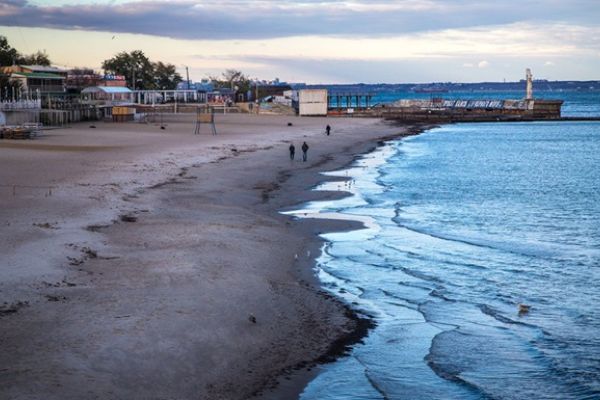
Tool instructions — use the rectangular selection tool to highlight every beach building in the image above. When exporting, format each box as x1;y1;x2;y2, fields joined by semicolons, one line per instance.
81;86;134;102
177;79;213;92
130;89;203;105
176;80;212;103
66;71;127;93
295;89;328;116
208;88;235;104
66;70;101;92
100;74;127;88
0;65;67;95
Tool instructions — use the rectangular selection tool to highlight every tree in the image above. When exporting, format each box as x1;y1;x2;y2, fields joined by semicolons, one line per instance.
0;36;19;66
1;36;53;67
211;69;251;92
153;61;182;90
0;75;22;101
18;50;51;66
102;50;155;89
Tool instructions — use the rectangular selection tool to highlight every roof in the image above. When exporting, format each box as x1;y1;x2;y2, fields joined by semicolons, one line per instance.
20;65;67;73
215;88;235;95
12;72;65;80
82;86;132;94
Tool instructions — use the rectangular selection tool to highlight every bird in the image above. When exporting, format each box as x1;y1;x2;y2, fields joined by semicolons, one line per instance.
518;304;531;315
248;314;257;324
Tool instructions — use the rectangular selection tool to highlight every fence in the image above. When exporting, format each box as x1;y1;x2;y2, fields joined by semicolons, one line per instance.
0;99;42;111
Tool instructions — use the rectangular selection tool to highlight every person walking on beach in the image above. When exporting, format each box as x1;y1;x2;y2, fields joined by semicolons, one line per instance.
326;124;331;136
301;141;309;162
289;143;295;160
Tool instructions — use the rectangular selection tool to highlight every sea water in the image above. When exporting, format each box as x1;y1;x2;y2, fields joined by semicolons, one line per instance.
293;119;600;399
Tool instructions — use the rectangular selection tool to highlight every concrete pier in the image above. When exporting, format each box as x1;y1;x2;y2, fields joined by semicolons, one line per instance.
337;98;566;123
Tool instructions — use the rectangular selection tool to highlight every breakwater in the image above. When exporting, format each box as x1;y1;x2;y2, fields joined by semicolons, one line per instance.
334;98;567;122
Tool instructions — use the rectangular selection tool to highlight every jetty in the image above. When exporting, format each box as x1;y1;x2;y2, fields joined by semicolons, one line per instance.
357;98;565;123
326;69;588;123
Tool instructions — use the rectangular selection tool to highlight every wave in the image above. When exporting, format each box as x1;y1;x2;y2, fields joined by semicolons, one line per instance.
392;216;565;259
477;303;541;330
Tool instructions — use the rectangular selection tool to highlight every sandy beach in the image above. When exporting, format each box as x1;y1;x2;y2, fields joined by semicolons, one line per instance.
0;113;422;399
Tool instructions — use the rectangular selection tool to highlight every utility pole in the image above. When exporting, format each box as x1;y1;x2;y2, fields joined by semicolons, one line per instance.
186;66;190;89
132;69;136;91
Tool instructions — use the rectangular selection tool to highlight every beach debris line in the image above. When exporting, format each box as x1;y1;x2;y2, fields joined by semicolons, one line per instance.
0;301;29;316
119;214;138;223
32;222;59;229
45;295;67;302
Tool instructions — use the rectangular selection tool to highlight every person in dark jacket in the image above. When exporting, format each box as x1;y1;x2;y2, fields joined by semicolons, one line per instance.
326;124;331;135
289;143;295;160
301;141;309;162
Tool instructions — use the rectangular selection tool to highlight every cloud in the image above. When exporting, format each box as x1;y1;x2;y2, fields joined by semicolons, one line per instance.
0;0;27;17
181;23;600;63
192;53;593;83
1;0;599;40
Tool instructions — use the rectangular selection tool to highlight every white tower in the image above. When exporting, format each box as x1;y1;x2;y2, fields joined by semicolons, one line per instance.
525;68;533;100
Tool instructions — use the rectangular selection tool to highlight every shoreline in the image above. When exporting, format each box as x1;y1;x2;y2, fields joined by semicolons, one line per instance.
254;123;432;399
0;114;431;399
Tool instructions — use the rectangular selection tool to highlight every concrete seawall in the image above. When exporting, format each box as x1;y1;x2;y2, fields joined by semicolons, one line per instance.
330;99;571;123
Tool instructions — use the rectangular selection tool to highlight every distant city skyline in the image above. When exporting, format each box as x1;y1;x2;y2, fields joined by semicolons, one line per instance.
1;0;599;83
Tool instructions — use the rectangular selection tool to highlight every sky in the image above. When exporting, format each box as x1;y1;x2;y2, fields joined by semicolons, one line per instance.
0;0;599;83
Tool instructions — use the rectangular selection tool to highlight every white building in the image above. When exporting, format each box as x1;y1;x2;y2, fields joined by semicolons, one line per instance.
81;86;133;102
297;89;328;116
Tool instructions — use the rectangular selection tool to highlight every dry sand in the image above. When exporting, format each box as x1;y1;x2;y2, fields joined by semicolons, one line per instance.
0;113;422;399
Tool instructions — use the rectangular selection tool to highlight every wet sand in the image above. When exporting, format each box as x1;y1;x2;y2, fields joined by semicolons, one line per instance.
0;113;423;399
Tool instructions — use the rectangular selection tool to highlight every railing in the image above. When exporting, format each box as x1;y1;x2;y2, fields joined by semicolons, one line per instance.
208;105;241;114
0;99;42;110
27;85;65;93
